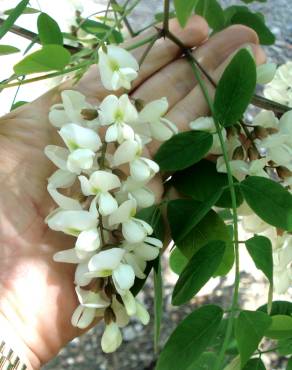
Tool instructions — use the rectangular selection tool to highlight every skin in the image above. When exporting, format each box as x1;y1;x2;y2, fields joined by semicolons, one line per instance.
0;15;265;370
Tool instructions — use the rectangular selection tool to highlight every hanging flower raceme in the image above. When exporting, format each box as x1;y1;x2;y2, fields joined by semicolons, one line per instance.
44;45;169;355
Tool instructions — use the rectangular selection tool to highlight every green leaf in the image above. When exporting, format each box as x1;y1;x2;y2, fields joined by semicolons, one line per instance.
258;301;292;316
240;176;292;231
169;247;188;275
172;240;226;305
194;352;217;369
154;257;163;352
37;13;63;45
156;305;223;370
0;0;29;39
154;131;213;171
195;0;225;31
172;159;243;208
231;11;275;45
240;0;266;3
277;338;292;356
80;19;123;44
214;49;256;127
176;210;234;276
14;45;71;75
265;315;292;340
243;358;266;370
287;358;292;370
4;6;40;15
245;235;273;284
0;44;20;55
168;196;221;244
10;101;27;111
174;0;198;27
235;310;272;367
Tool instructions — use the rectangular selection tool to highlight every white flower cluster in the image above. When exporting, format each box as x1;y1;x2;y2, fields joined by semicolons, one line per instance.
189;62;292;294
44;45;177;353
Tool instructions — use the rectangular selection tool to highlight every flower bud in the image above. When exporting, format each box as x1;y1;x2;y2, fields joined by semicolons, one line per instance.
81;108;99;121
277;166;292;179
232;146;245;160
248;147;260;161
104;306;116;325
254;126;269;139
134;98;145;112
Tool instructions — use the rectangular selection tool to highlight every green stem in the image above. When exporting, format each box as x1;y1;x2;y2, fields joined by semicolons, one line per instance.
165;31;240;369
126;34;159;51
138;33;162;66
0;62;90;90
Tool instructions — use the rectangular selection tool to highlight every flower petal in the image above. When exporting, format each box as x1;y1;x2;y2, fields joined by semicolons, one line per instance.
67;148;95;174
112;263;135;292
90;171;121;192
48;169;76;188
88;248;125;274
44;145;69;170
98;192;118;216
75;228;101;252
101;322;123;353
47;184;82;210
108;199;136;226
75;263;92;286
113;139;139;166
59;123;101;152
71;305;96;329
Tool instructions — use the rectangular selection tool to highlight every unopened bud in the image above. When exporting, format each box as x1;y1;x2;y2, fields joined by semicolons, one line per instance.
248;147;260;161
232;146;245;160
104;307;116;325
266;127;279;135
134;98;145;112
277;166;292;179
226;126;240;139
254;126;268;139
104;282;116;299
81;108;98;121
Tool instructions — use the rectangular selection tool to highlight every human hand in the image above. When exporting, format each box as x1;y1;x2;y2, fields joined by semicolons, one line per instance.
0;15;265;370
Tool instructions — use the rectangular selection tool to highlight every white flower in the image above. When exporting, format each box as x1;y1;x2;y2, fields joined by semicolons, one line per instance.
79;171;121;216
59;123;102;152
76;286;110;308
45;144;97;175
113;139;159;182
47;209;98;236
257;63;277;85
217;157;268;181
116;177;155;208
264;62;292;107
253;110;279;129
109;199;153;243
71;304;96;329
98;45;139;91
53;248;95;264
101;322;123;353
256;110;292;171
49;90;99;128
273;234;292;294
111;296;130;327
138;98;178;141
123;237;162;279
189;117;227;155
99;94;138;143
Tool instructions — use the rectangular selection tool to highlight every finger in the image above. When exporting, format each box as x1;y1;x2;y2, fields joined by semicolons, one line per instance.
72;15;208;102
132;25;260;107
148;44;266;155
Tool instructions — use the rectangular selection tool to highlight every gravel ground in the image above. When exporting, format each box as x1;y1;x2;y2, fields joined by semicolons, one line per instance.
44;1;292;369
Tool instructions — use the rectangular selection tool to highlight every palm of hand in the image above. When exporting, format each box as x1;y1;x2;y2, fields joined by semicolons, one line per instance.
0;15;263;367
